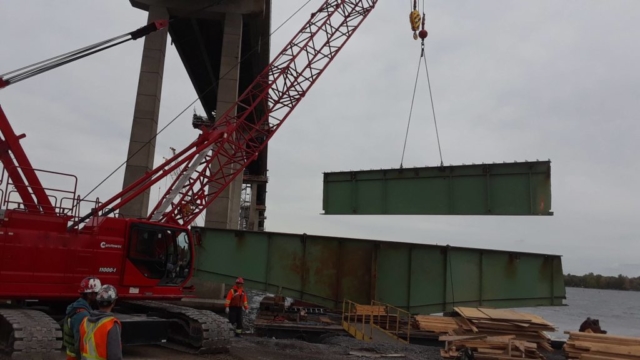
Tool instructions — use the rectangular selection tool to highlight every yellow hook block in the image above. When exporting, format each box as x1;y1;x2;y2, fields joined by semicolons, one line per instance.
410;10;421;40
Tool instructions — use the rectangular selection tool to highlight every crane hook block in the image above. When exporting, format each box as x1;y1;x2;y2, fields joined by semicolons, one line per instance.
410;10;421;40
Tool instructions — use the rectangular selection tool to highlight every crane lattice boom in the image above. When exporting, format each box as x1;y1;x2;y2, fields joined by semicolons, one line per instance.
85;0;377;227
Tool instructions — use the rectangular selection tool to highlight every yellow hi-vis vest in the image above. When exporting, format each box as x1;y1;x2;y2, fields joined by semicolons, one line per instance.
79;316;120;360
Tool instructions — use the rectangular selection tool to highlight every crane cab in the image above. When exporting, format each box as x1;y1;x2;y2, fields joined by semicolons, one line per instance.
123;222;193;288
79;216;196;300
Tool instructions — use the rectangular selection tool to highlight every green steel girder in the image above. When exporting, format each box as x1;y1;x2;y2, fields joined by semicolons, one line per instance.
192;228;566;314
322;160;552;215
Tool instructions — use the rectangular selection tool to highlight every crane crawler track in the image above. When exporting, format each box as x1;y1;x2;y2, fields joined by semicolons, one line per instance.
125;300;230;354
0;309;62;360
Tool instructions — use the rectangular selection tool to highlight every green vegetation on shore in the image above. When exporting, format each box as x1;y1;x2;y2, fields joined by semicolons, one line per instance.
565;273;640;291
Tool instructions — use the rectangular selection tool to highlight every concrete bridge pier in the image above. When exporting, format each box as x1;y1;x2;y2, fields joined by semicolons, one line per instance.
123;0;272;298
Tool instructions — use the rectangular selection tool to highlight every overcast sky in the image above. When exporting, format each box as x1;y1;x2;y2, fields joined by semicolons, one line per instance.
1;1;639;277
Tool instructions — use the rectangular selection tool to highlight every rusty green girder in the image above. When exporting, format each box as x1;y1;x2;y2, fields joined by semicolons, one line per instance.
192;228;565;314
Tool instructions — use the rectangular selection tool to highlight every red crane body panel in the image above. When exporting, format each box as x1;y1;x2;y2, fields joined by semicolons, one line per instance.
0;210;194;301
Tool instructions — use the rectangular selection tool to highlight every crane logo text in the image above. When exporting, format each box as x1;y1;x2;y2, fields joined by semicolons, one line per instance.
100;242;122;249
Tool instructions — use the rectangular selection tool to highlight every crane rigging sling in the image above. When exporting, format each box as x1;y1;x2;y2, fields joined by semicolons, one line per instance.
401;0;443;168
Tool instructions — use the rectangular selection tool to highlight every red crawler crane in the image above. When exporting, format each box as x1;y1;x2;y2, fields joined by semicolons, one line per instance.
0;0;378;356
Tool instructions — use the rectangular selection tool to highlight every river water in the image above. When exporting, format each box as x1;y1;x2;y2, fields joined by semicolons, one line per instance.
515;287;640;340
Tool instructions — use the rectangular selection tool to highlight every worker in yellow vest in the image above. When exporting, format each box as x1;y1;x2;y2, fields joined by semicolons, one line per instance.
62;276;102;360
78;285;122;360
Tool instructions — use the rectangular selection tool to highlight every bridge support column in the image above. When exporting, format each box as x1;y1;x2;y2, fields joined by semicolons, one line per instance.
204;13;244;229
247;183;259;231
120;6;168;219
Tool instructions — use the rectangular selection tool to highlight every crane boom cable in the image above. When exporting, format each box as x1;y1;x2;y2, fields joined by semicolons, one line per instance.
1;34;139;87
0;0;244;88
78;0;313;207
7;40;131;85
0;35;127;78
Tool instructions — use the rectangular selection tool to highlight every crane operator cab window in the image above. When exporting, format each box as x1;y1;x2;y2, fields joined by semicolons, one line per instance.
128;225;192;285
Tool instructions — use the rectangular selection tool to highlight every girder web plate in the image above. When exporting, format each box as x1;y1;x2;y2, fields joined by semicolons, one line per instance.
322;161;552;215
191;227;565;315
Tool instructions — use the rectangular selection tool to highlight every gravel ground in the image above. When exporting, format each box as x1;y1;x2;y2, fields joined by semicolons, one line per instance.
229;336;565;360
0;336;567;360
0;290;567;360
233;336;565;360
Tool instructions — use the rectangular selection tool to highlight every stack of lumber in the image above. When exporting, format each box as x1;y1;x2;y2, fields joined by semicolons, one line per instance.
413;315;475;335
564;331;640;359
439;334;544;359
353;304;387;315
453;307;557;352
411;307;557;354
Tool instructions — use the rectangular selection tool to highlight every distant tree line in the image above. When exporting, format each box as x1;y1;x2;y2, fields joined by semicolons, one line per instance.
565;273;640;291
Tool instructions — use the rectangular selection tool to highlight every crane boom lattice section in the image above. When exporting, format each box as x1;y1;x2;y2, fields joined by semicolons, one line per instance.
147;0;378;225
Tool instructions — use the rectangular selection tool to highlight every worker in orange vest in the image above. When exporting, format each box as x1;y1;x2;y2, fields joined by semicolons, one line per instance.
79;285;122;360
225;277;249;337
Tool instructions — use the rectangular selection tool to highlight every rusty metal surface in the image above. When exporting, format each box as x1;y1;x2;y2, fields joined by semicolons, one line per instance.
193;228;565;314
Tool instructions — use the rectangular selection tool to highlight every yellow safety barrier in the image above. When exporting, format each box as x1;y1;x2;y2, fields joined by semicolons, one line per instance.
370;300;410;344
341;299;372;341
341;299;411;344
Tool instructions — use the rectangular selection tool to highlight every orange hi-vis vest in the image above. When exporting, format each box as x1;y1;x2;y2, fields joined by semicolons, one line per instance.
79;316;121;360
225;286;248;309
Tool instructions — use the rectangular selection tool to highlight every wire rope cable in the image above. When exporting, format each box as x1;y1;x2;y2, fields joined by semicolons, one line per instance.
1;0;246;86
400;1;445;168
423;51;443;166
400;53;423;168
